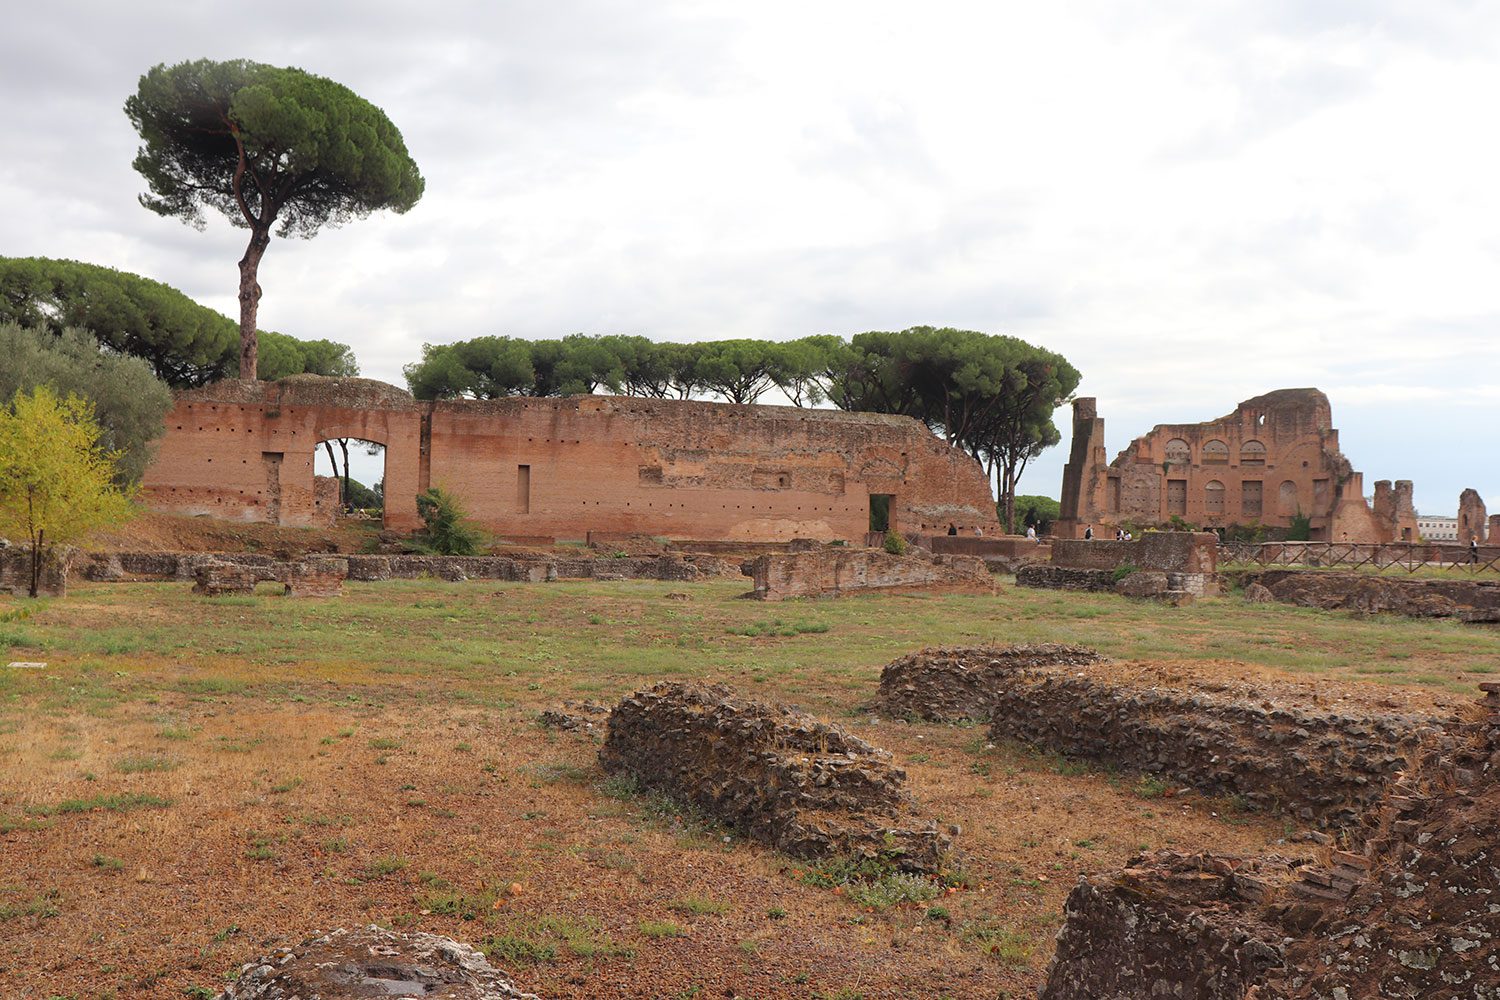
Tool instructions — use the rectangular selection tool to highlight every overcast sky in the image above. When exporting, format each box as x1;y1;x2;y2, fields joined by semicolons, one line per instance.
3;1;1497;514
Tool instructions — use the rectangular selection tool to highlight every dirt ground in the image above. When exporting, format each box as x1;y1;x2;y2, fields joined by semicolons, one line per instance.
0;577;1488;1000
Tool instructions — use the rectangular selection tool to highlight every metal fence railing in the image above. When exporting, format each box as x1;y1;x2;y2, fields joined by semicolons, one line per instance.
1219;541;1500;575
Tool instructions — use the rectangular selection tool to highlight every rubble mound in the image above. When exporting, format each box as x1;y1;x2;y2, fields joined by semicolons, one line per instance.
983;662;1456;826
1040;694;1499;1000
874;644;1108;721
600;681;953;872
217;924;539;999
1247;569;1500;622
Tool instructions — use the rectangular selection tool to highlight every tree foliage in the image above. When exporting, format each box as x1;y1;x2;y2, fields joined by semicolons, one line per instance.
0;322;173;485
125;59;423;378
0;257;358;384
1012;495;1061;533
0;386;135;596
402;327;1079;519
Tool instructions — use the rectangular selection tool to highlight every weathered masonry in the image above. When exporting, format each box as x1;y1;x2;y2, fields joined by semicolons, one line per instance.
141;376;1001;542
1057;389;1416;543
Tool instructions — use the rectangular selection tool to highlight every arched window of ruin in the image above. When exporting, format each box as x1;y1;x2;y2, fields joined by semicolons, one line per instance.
1205;480;1225;514
1202;439;1229;464
1278;480;1299;516
1164;438;1191;465
1240;440;1266;466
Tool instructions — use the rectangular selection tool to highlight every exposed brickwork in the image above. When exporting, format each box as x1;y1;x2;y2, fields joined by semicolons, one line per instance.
0;547;72;597
1242;569;1500;622
141;376;1001;542
979;662;1454;827
1017;531;1218;598
1459;487;1489;545
747;547;990;600
600;682;953;872
1057;390;1412;543
873;644;1108;721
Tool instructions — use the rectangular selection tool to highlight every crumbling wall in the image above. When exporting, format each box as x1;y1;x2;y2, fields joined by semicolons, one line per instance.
142;376;1002;542
218;924;540;1000
1244;569;1500;622
0;547;72;597
600;682;953;871
1041;697;1499;1000
748;547;990;600
874;644;1108;721
980;662;1454;826
1459;487;1489;545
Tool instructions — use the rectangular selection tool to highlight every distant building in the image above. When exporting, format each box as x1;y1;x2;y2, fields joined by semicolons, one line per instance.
1417;515;1458;541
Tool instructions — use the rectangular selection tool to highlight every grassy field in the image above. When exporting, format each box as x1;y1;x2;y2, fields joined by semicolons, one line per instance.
0;578;1495;999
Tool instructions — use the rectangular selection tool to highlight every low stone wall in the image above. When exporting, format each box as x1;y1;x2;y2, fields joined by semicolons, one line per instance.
918;533;1051;573
1040;697;1498;999
219;924;540;999
874;644;1108;722
1052;531;1218;574
192;556;348;598
978;662;1454;827
748;547;990;600
1017;563;1214;600
0;547;72;597
1015;564;1117;593
600;681;953;872
1242;569;1500;622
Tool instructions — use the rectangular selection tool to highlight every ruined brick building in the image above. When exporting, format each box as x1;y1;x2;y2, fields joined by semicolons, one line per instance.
141;376;1001;543
1057;389;1418;543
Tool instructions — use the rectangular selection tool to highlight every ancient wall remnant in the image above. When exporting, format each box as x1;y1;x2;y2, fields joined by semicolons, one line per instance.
913;533;1050;573
141;375;1001;542
747;546;990;600
600;682;953;872
0;547;72;597
874;644;1108;721
1057;390;1413;543
1040;696;1499;999
190;556;348;598
1241;569;1500;622
218;924;540;999
1458;487;1488;545
976;661;1454;827
1016;531;1218;600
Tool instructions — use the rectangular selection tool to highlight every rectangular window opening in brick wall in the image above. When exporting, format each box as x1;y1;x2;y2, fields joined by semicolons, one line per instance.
517;464;531;514
1166;479;1187;516
1242;480;1263;517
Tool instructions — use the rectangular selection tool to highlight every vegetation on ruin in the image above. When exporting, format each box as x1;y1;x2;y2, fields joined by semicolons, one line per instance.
0;575;1493;996
125;59;424;378
411;487;483;555
0;386;135;596
0;257;359;385
0;322;171;485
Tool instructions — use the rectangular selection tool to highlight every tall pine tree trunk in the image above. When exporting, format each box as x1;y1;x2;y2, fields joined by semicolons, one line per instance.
236;227;270;379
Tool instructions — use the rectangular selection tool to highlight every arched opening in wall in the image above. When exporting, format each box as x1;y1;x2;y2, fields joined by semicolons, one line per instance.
1164;438;1191;465
315;436;387;528
1278;481;1299;516
1204;480;1225;516
1202;439;1229;465
1240;440;1266;467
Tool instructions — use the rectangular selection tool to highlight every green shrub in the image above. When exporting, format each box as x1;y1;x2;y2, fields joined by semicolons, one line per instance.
1109;563;1138;584
412;487;483;555
882;531;907;556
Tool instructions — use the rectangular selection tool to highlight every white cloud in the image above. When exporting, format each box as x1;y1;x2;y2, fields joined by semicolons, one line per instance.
2;0;1498;515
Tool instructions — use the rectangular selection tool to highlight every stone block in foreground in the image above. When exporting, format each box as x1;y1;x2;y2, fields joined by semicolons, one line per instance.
874;643;1107;722
600;681;953;871
218;925;539;999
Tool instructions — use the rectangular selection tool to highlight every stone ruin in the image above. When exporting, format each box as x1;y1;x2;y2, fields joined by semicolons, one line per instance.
0;546;72;597
192;556;348;598
1016;531;1219;603
874;644;1109;722
876;648;1458;828
599;681;953;872
1459;487;1489;545
1039;691;1500;999
912;532;1052;574
747;540;991;600
1241;569;1500;623
218;924;539;999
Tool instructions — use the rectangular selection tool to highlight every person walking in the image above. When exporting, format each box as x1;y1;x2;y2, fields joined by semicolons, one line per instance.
1083;524;1093;541
1471;538;1480;565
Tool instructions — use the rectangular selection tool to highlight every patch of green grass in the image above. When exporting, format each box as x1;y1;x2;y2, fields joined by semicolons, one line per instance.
1134;775;1170;799
114;755;176;774
639;919;685;938
368;737;402;750
158;725;194;741
727;619;831;638
91;854;125;871
415;885;498;920
480;935;558;964
367;855;409;877
26;792;171;817
960;919;1034;965
0;892;60;921
269;777;303;794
